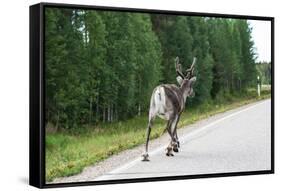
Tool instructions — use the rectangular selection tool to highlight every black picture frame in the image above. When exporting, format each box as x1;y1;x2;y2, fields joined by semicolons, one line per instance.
30;2;275;188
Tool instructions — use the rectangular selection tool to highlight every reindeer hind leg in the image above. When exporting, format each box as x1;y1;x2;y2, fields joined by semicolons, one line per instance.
142;121;152;161
165;119;175;156
170;115;180;153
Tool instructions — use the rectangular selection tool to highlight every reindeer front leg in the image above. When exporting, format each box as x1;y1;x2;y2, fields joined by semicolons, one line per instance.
175;130;180;149
173;116;181;151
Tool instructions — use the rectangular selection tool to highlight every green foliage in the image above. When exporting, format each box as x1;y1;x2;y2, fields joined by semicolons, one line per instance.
256;61;271;84
45;8;260;129
207;19;257;98
45;9;162;127
237;20;257;87
188;17;214;105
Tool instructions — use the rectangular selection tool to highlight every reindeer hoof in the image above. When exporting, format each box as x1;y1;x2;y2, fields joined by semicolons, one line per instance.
177;141;180;148
173;147;179;152
166;153;174;157
166;147;174;156
141;153;150;161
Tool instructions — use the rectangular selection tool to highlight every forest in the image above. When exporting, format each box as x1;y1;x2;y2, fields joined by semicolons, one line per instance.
45;8;266;129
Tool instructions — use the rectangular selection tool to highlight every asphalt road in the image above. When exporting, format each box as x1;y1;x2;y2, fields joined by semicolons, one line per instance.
95;99;271;181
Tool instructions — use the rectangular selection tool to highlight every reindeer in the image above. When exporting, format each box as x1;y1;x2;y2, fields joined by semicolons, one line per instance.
142;57;196;161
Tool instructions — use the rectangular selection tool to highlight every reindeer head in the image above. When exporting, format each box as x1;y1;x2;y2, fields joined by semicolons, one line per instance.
175;57;197;98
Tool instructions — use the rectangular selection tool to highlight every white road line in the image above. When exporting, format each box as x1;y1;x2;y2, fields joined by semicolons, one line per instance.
94;100;269;181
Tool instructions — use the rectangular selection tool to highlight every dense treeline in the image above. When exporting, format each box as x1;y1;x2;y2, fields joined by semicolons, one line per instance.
45;8;257;129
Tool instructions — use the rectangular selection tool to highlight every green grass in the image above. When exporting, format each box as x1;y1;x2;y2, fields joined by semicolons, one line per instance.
46;89;271;182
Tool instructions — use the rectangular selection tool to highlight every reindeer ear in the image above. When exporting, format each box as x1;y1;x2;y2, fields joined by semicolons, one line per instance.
176;76;183;85
190;76;196;83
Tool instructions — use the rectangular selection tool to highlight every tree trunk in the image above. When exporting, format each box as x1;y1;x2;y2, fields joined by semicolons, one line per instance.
89;96;92;124
110;104;114;122
103;106;106;123
231;74;234;91
115;106;118;121
107;105;110;122
96;95;99;122
55;111;60;132
239;79;242;91
138;104;141;116
226;80;229;90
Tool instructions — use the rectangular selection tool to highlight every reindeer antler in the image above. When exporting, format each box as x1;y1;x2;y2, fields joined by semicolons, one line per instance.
185;57;196;79
175;57;185;79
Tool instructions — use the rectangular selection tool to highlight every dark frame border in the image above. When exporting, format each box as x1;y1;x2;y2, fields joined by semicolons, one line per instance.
29;2;275;189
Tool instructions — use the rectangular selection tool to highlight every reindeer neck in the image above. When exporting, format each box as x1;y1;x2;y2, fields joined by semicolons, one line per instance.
179;85;189;104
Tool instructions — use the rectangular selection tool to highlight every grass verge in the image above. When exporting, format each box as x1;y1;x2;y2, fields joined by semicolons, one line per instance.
46;89;270;181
